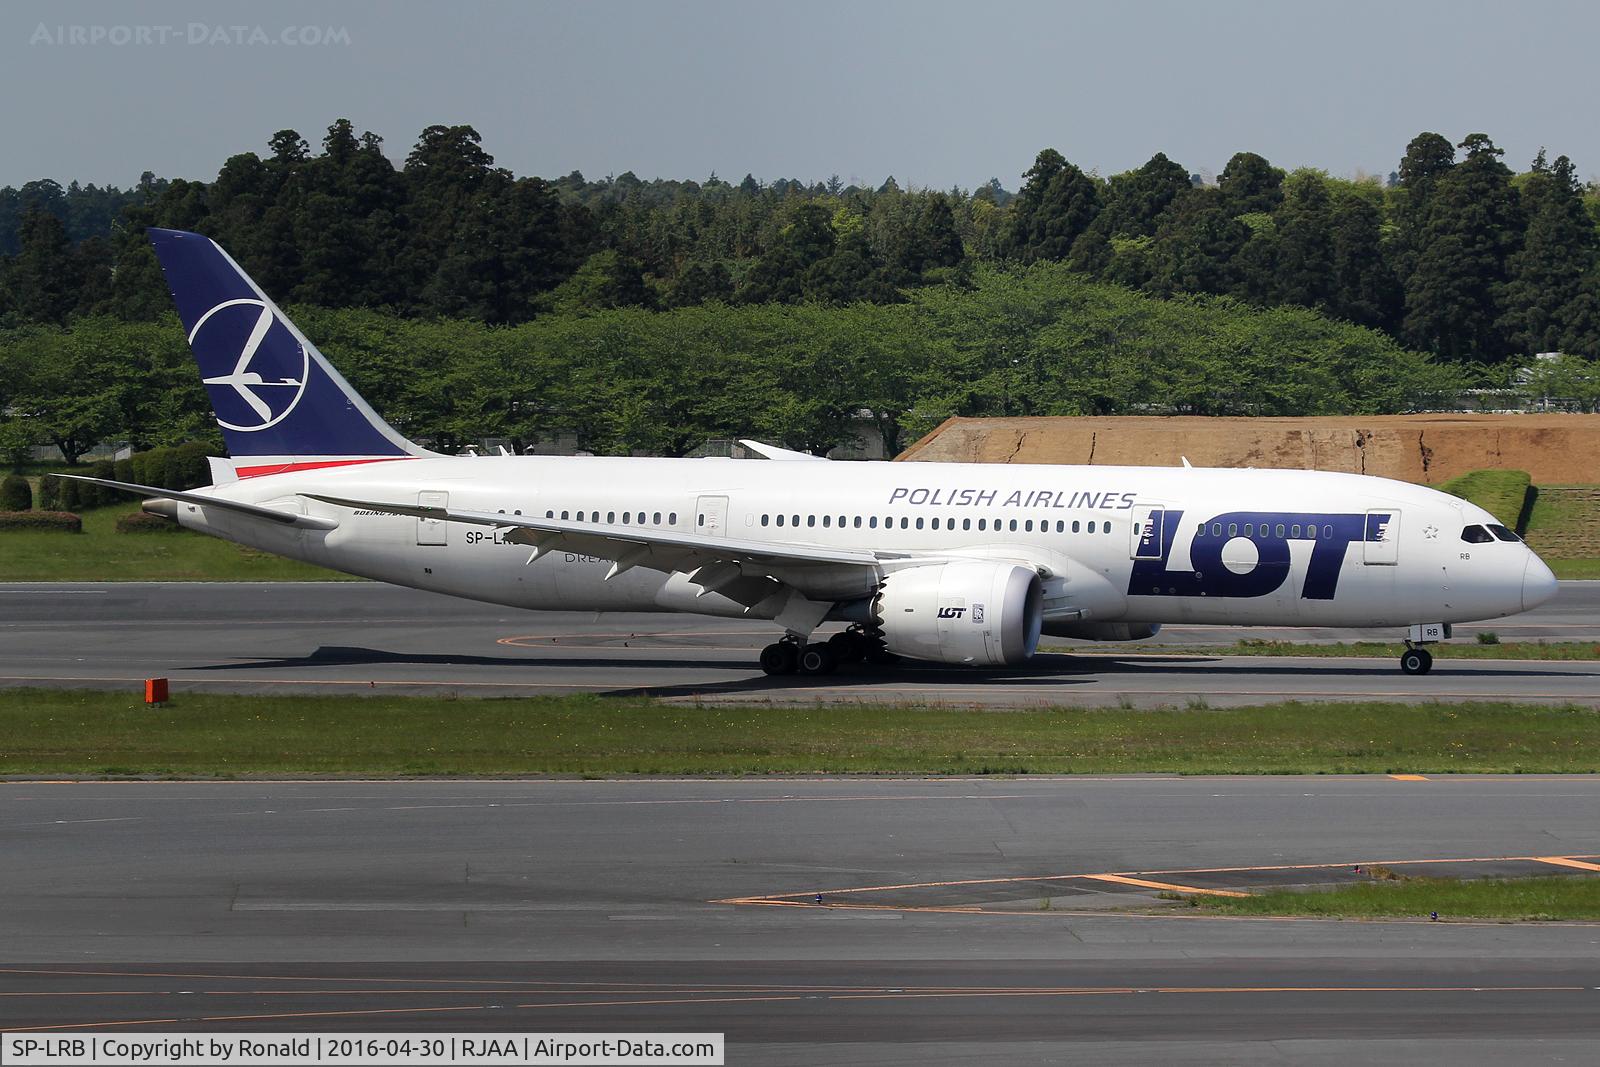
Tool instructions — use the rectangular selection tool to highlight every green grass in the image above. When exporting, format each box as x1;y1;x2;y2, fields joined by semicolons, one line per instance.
3;690;1599;777
1437;469;1532;528
1550;558;1600;579
1057;639;1600;661
1187;875;1600;921
0;502;357;581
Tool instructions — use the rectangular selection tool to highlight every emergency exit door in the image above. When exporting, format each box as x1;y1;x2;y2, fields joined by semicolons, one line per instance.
696;495;729;535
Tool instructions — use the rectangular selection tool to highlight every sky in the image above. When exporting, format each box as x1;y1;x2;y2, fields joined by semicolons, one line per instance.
4;0;1598;192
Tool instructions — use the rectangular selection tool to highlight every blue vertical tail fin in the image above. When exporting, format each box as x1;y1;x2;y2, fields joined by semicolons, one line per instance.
148;228;433;477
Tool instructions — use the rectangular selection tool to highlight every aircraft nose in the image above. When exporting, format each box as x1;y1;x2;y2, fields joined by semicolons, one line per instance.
1522;553;1559;612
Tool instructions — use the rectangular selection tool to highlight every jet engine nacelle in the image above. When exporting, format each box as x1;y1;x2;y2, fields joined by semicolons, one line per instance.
1043;621;1162;642
873;561;1043;665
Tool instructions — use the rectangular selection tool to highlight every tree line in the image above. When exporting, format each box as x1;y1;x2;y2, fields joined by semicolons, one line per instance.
0;264;1471;465
3;122;1600;369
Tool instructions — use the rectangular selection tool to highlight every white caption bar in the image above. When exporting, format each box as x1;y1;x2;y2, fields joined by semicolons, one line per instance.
1;1033;723;1066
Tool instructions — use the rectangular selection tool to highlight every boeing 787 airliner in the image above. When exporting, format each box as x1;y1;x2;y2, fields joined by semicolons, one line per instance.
60;229;1558;677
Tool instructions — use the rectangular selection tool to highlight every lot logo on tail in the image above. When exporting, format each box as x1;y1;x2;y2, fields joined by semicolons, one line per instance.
189;299;309;432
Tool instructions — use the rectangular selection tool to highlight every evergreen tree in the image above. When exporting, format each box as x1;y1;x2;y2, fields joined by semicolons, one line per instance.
1003;149;1102;262
1404;134;1523;361
1218;152;1285;215
1272;171;1335;310
1499;152;1599;355
1145;188;1250;297
1328;192;1400;329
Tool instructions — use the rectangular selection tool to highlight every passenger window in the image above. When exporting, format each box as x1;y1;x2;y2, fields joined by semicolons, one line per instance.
869;516;877;529
964;518;972;531
1228;523;1237;537
1244;523;1253;537
793;515;800;527
1291;524;1301;538
1024;519;1033;532
1275;523;1286;537
545;510;554;518
977;518;987;531
915;517;925;529
822;515;831;527
931;517;940;530
1009;519;1018;532
669;512;677;524
1212;523;1223;536
1460;525;1493;543
1072;520;1080;533
854;516;862;528
776;514;785;527
761;514;769;527
1487;524;1521;543
576;511;585;521
1088;521;1097;534
561;510;569;520
839;515;846;527
901;517;909;529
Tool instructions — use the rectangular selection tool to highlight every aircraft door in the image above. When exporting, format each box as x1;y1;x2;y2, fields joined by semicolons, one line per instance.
417;490;449;546
1131;506;1170;560
1363;509;1399;565
696;495;729;535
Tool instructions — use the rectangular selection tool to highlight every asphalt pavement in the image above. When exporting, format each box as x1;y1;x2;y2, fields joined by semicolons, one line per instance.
0;581;1595;706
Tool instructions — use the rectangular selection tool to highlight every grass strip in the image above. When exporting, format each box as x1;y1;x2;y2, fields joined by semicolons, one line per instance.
1052;640;1600;661
1549;558;1600;580
2;689;1598;777
1185;875;1600;921
0;503;357;581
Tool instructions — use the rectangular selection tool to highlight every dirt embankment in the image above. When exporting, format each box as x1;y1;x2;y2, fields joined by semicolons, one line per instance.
896;414;1600;485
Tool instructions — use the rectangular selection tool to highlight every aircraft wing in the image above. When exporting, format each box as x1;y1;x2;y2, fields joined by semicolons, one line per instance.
52;474;338;530
303;493;896;605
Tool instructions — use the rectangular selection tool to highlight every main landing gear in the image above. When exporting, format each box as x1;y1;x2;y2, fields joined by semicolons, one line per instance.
759;625;898;676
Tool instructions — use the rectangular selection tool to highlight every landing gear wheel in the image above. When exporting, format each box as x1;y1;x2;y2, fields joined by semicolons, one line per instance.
760;642;799;676
798;642;838;675
1400;647;1433;675
827;629;867;665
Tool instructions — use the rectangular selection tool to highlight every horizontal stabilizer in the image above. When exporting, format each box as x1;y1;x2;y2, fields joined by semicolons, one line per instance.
51;474;338;530
739;440;828;462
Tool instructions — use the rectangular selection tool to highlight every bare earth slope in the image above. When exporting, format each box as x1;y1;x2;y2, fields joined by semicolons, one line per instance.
897;414;1600;485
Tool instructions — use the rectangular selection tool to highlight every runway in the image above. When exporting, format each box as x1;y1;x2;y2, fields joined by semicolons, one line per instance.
4;776;1600;1062
0;581;1596;706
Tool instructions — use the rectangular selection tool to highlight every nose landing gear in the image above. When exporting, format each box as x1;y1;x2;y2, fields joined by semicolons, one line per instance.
1399;646;1433;675
1399;623;1449;675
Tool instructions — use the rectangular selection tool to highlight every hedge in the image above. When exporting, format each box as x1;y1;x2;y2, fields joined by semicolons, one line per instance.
0;474;30;511
0;510;82;532
115;510;183;534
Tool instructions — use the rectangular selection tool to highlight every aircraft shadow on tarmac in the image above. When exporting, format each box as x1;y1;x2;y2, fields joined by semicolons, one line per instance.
184;645;1596;700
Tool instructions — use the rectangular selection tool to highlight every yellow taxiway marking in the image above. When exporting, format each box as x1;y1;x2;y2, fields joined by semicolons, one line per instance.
1081;874;1251;898
1534;856;1600;873
1389;774;1430;780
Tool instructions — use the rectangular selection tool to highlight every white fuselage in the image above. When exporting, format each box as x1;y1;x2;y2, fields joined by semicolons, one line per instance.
172;455;1549;633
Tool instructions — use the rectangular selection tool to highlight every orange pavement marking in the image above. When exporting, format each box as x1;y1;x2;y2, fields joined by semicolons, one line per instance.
1534;856;1600;872
1082;874;1251;898
1389;774;1430;780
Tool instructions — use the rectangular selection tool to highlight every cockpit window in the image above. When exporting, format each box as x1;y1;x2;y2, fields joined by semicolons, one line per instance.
1460;525;1493;544
1487;524;1522;543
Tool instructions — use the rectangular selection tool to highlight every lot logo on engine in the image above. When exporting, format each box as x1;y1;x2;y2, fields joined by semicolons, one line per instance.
937;606;967;619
